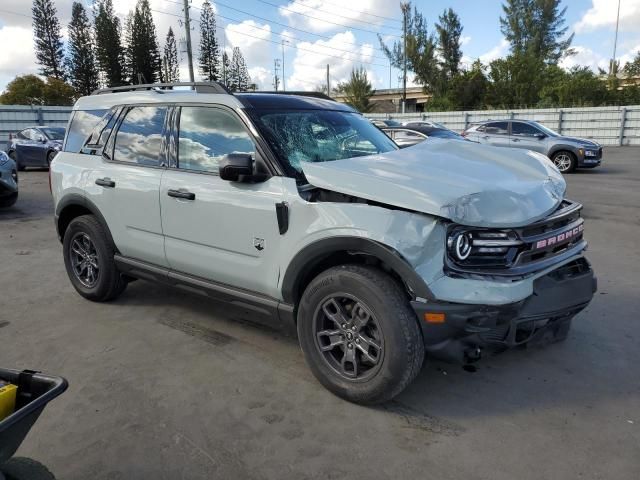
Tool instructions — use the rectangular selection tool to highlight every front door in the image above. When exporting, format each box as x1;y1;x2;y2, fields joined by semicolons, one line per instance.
160;105;284;298
509;121;547;154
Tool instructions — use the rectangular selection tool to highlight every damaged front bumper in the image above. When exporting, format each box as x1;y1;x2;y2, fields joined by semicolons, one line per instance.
411;257;597;363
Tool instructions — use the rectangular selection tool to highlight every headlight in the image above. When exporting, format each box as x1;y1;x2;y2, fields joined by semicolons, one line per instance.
446;227;523;268
584;150;597;157
0;151;8;166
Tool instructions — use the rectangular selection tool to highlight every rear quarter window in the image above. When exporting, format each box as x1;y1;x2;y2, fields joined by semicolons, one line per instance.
63;109;108;153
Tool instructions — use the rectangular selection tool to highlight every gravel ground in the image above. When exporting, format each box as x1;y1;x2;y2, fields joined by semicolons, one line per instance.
1;148;639;480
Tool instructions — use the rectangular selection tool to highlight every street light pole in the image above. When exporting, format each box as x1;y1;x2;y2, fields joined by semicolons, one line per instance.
281;39;287;91
610;0;621;76
400;2;409;114
183;0;195;83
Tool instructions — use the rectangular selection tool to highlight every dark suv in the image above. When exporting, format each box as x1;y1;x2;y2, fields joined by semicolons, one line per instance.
463;120;602;173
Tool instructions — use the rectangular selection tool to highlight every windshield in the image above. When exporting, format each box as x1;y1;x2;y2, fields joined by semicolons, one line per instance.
41;127;65;140
531;122;558;137
252;109;398;174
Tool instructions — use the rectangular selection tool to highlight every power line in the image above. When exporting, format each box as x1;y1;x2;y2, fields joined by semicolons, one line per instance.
295;0;402;24
0;8;32;19
149;7;390;68
254;0;403;37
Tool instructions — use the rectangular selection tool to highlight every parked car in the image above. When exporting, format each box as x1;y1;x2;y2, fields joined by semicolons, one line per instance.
402;120;448;129
462;120;602;173
51;82;596;405
382;125;465;148
7;126;65;171
369;119;402;128
0;151;18;208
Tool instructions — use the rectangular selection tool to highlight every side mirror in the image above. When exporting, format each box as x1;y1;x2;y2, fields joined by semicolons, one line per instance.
38;135;46;143
535;133;547;139
219;153;254;182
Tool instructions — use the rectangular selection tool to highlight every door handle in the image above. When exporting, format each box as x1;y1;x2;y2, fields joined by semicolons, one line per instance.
482;135;489;140
167;189;196;200
95;177;115;188
512;138;520;142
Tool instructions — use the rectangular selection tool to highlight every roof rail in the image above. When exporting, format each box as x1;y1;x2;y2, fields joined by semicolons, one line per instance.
247;91;335;101
91;81;231;96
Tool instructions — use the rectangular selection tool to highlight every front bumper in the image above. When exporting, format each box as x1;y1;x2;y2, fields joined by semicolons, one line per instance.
412;258;596;363
0;169;18;195
577;147;602;168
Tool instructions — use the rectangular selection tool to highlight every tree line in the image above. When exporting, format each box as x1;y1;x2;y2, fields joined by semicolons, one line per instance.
340;0;640;112
0;0;252;105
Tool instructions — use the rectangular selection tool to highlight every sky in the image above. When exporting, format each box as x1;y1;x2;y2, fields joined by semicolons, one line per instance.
0;0;639;93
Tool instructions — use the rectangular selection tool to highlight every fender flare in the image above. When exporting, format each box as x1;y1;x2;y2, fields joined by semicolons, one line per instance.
55;194;115;248
280;236;434;305
548;144;579;159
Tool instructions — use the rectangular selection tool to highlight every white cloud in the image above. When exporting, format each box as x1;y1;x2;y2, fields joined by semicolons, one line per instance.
248;66;270;89
225;20;273;69
0;26;39;93
560;46;609;71
285;31;376;91
0;0;75;28
480;39;510;63
279;0;398;33
460;35;471;47
575;0;640;33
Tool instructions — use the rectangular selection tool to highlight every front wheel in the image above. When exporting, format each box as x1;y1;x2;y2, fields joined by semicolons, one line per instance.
8;151;24;171
297;265;424;405
551;151;576;173
0;192;18;208
46;150;56;168
63;214;127;302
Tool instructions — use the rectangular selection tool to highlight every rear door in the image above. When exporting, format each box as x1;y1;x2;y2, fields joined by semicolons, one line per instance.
84;105;168;267
477;121;510;147
509;121;547;154
160;105;285;297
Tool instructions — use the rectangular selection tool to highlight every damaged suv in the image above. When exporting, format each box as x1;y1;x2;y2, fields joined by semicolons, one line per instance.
51;83;596;404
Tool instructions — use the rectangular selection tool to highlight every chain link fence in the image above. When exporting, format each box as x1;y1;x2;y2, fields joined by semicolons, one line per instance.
368;105;640;146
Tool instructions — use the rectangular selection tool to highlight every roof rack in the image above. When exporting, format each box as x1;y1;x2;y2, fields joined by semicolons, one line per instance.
246;91;335;101
91;81;231;96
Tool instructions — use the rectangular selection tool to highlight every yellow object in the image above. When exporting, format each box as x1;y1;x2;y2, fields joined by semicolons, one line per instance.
0;382;18;421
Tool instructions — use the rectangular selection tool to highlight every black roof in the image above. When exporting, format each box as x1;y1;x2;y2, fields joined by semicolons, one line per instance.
235;92;356;112
382;125;445;135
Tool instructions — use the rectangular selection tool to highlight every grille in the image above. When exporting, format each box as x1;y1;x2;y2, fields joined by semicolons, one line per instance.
447;200;587;276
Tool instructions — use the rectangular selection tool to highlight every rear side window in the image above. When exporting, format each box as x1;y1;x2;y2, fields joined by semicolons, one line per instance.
177;106;255;173
511;122;540;136
485;122;509;135
64;109;108;152
113;106;167;166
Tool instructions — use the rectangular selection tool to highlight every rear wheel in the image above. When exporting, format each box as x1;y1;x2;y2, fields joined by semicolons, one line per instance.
1;457;56;480
63;214;127;302
551;151;576;173
297;265;424;404
0;192;18;208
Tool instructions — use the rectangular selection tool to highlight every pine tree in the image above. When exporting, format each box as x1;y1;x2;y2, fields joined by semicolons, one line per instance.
500;0;574;64
199;1;220;81
435;8;463;80
162;28;179;83
221;51;231;86
67;2;99;96
94;0;125;87
125;0;161;84
229;47;250;92
32;0;65;79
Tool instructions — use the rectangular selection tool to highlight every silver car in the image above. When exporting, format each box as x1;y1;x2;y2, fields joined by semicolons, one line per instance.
0;151;18;207
463;120;602;173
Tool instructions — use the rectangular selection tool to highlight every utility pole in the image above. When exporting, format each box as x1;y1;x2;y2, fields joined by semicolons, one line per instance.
281;39;288;91
610;0;621;76
401;2;409;113
183;0;195;83
326;64;330;95
273;59;280;91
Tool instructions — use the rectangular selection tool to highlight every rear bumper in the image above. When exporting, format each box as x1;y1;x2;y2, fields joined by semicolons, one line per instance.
412;258;596;363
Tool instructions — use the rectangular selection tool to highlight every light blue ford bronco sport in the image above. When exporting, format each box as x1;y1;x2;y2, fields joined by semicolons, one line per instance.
51;82;596;404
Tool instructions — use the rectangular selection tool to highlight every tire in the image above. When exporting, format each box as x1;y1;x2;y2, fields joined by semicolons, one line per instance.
63;214;127;302
8;151;24;172
297;264;424;405
1;457;56;480
551;150;576;173
46;150;56;168
0;192;18;208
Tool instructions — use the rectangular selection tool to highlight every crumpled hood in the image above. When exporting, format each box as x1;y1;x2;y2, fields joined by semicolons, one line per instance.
301;139;566;228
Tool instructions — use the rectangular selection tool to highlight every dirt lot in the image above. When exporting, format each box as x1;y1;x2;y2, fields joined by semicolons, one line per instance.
1;149;639;480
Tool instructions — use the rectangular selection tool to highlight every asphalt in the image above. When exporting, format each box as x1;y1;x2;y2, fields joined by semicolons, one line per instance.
1;149;639;480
